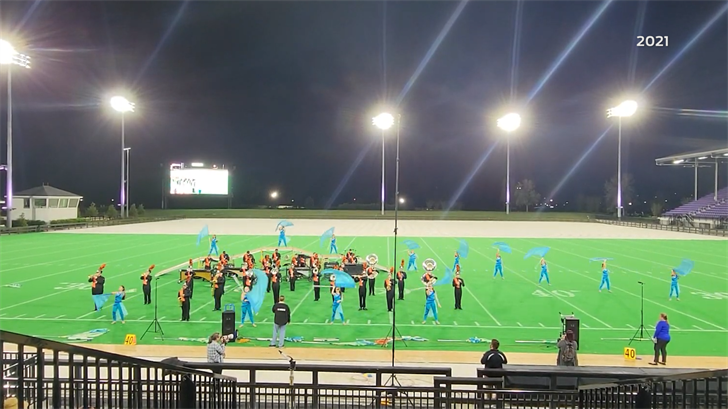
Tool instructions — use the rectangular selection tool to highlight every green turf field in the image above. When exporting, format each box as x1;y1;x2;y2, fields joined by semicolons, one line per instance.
1;233;726;357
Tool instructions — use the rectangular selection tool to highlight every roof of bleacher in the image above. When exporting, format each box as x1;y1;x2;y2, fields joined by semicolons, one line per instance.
655;147;728;166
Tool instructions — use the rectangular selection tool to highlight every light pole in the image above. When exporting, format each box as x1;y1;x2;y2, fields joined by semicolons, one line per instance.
606;100;637;219
0;40;31;229
110;96;135;218
497;113;521;215
373;113;394;216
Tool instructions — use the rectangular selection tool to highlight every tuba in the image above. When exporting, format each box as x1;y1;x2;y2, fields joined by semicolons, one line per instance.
422;258;437;272
365;254;378;266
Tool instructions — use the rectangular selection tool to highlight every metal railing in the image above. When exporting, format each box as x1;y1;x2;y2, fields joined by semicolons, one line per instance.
579;369;728;408
0;330;237;408
594;218;728;237
0;216;183;235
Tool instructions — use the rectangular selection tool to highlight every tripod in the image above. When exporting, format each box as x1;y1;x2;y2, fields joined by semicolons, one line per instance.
141;277;165;340
279;350;296;409
629;281;651;345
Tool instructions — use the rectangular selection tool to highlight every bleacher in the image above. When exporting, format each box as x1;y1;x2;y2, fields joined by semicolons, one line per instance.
663;187;728;219
1;330;726;408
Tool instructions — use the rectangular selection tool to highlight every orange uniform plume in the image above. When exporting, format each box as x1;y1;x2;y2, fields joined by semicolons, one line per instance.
99;263;107;270
148;264;155;271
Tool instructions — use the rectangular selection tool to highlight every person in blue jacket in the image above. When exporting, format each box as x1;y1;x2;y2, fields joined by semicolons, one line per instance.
649;313;670;365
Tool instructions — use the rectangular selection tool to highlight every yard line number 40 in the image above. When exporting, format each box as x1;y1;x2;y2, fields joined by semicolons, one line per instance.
532;289;578;298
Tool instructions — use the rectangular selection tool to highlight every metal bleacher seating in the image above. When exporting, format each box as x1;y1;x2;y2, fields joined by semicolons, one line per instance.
663;187;728;219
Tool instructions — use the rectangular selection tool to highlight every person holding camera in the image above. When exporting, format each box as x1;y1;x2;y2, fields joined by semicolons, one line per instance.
481;339;507;369
206;332;227;374
556;330;578;366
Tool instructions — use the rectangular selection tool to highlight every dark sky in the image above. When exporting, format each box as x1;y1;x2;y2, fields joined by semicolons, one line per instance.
0;1;726;210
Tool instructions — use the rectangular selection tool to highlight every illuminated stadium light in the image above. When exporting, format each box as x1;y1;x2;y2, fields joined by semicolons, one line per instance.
399;197;405;204
606;99;639;220
1;39;31;229
372;113;395;130
110;95;135;218
673;159;685;164
497;113;522;133
270;191;279;199
496;112;521;215
110;96;135;113
190;162;204;167
698;156;708;160
606;100;638;118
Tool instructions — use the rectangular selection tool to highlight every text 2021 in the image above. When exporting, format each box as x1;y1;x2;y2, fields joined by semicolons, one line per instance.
637;36;668;47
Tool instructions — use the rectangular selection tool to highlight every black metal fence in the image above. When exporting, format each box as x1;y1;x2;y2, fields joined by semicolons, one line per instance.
594;218;728;236
0;216;183;235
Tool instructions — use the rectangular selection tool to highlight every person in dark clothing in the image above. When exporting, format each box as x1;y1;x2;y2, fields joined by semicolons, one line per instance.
356;271;368;310
312;268;321;301
288;265;297;291
481;339;508;368
452;271;464;310
179;283;191;321
650;313;671;365
141;269;153;305
368;267;377;296
185;266;195;300
384;270;395;312
212;270;225;311
88;268;106;311
397;260;407;300
271;296;291;348
271;268;282;304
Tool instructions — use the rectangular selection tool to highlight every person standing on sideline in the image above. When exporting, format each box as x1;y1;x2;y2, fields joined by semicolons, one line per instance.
206;332;226;373
556;330;578;366
270;296;291;348
481;339;508;368
650;313;671;365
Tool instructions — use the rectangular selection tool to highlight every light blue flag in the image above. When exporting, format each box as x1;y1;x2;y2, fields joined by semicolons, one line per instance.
403;240;420;250
524;247;550;260
248;269;268;313
457;240;469;259
674;259;695;276
92;294;111;310
276;220;294;231
323;269;355;288
434;267;454;286
589;257;613;262
196;225;209;246
320;227;335;247
493;242;512;254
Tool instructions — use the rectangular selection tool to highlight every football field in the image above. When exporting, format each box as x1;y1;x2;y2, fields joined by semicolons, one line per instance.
1;219;727;359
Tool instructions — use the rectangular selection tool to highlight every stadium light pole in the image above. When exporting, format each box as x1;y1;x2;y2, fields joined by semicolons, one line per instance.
110;96;135;218
0;39;31;229
497;113;521;215
606;100;637;219
373;113;395;216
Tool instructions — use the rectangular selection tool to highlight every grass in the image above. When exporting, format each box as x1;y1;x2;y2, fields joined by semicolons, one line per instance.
0;233;726;357
144;208;598;221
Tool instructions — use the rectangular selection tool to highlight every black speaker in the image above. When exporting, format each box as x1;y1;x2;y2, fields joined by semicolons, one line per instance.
222;304;236;336
344;263;363;276
565;317;580;350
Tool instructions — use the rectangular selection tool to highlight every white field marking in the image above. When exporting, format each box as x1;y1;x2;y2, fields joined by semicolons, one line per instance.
474;322;481;326
14;314;25;318
453;321;458;326
694;325;704;330
262;318;268;323
368;320;371;325
389;312;393;325
583;324;590;328
55;315;65;319
190;300;214;315
325;319;329;324
465;242;615;329
2;316;724;332
303;318;309;324
421;238;501;326
539;323;545;327
34;314;45;319
0;234;144;262
672;326;681;330
138;316;146;320
96;316;104;320
200;317;206;321
346;319;350;325
627;324;635;329
517;322;522;327
77;311;98;319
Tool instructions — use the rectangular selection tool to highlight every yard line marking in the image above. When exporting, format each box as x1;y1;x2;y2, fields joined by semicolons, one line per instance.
55;315;65;319
34;314;45;319
96;316;104;320
325;319;329;324
517;322;522;327
346;320;350;325
626;324;635;329
14;314;25;318
304;318;309;324
190;300;214;316
137;316;146;320
262;318;268;323
475;322;481;326
77;311;98;319
159;316;166;321
539;323;545;327
367;320;371;325
411;320;415;325
291;288;314;316
672;325;681;330
693;325;704;330
199;317;206;321
421;238;501;326
583;324;590;328
453;321;458;326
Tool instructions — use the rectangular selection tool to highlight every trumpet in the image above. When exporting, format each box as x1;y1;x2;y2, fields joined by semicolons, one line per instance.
365;253;379;266
422;258;437;272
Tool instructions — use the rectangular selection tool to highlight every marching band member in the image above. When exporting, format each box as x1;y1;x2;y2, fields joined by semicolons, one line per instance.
453;270;465;310
599;260;611;293
422;283;441;325
453;251;460;271
220;251;230;267
539;257;550;285
271;267;282;303
397;260;407;300
330;287;346;324
212;266;225;311
421;270;434;286
278;226;288;247
88;266;106;311
239;286;256;327
330;275;337;303
265;257;273;293
203;256;213;271
272;249;281;268
312;268;321;301
111;286;127;324
330;234;338;254
141;267;153;305
357;266;368;311
288;265;297;291
185;260;195;300
179;282;191;321
669;270;680;301
384;269;395;312
407;250;417;271
367;264;377;297
209;234;219;256
493;250;504;279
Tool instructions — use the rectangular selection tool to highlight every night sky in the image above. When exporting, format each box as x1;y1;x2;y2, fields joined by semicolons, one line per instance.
0;1;726;211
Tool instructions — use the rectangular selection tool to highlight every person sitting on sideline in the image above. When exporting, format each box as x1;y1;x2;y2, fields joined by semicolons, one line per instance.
271;296;291;348
206;332;226;374
649;313;670;366
481;339;508;369
557;330;578;366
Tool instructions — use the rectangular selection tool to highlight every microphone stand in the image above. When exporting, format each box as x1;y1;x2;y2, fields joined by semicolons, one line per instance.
279;350;296;409
629;281;651;344
141;277;164;340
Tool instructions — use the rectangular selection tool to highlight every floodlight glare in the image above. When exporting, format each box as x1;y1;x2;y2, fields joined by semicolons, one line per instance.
110;96;135;113
270;191;279;199
373;113;395;130
673;159;685;164
497;113;522;133
607;100;638;118
0;40;17;65
190;162;204;167
698;156;708;160
399;197;405;204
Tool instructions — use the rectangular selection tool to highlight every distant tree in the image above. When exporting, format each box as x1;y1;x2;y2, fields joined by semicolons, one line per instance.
604;174;635;214
105;204;118;218
651;201;665;217
680;196;694;205
425;200;436;210
138;204;146;216
584;196;602;213
128;204;138;217
514;179;540;212
15;213;28;227
304;197;315;209
85;202;99;218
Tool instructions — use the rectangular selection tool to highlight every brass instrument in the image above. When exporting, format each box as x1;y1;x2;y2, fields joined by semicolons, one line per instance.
422;258;437;272
365;254;379;266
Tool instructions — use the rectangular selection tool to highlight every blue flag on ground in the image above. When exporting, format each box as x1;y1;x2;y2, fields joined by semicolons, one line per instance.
196;225;209;246
524;247;550;260
674;259;695;276
457;240;469;259
248;269;268;313
403;240;420;250
493;242;512;254
320;227;335;247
